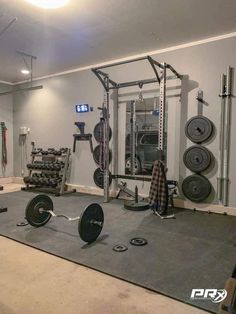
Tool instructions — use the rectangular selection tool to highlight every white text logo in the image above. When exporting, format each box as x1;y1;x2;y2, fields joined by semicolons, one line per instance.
190;289;227;303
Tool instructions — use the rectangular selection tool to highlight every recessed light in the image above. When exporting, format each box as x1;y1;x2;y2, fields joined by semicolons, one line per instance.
21;69;30;75
25;0;70;9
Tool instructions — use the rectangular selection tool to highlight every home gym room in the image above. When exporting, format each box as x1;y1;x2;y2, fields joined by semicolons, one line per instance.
0;1;236;314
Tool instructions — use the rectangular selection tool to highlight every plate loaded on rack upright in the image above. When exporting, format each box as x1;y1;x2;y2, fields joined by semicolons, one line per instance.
93;106;112;190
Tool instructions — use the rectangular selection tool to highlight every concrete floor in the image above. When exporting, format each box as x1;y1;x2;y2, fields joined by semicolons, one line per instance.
0;182;23;194
0;236;208;314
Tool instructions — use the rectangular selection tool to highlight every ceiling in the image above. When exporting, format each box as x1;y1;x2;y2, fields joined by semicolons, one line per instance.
1;0;236;83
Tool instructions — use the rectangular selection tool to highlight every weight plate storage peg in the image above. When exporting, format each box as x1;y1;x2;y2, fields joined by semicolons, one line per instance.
183;145;212;173
182;174;212;203
185;116;213;144
93;168;112;189
25;194;53;227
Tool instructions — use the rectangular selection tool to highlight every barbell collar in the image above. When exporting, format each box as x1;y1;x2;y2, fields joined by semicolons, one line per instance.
90;219;103;227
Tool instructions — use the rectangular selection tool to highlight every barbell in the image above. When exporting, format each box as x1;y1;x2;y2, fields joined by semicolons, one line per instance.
25;194;104;243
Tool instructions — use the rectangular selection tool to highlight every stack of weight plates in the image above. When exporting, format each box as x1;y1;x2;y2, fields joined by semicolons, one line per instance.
93;121;112;189
182;116;214;202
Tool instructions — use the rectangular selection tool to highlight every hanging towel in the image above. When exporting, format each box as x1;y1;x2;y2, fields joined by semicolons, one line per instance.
149;160;168;215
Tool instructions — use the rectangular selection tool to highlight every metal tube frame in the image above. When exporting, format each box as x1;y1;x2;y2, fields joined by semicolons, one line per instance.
0;51;43;96
130;101;136;175
222;66;232;206
92;55;182;91
103;76;110;202
92;55;182;202
217;74;226;203
159;63;166;156
0;85;43;96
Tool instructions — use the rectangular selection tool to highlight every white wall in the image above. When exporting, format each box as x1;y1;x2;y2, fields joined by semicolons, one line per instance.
0;84;13;177
12;36;236;206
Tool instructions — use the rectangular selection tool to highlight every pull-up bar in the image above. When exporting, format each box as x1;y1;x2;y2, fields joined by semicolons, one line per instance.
92;55;182;91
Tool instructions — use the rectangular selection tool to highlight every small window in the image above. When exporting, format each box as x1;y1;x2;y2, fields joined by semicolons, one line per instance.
141;134;158;145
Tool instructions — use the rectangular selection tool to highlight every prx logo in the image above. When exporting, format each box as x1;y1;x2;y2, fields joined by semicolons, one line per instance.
190;289;227;303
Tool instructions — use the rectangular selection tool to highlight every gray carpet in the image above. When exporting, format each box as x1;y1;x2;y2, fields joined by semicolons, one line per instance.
0;191;235;313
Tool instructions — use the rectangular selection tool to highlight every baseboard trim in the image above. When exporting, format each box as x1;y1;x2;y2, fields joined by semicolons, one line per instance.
174;199;236;216
67;184;120;198
12;177;24;184
67;183;104;196
0;177;15;184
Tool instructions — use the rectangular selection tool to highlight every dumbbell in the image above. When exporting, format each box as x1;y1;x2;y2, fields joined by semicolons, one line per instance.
34;178;41;185
23;176;31;184
36;164;43;170
41;150;49;155
48;179;57;187
53;163;59;170
56;161;65;167
60;148;68;154
48;148;55;154
32;148;42;155
53;150;62;156
29;177;36;185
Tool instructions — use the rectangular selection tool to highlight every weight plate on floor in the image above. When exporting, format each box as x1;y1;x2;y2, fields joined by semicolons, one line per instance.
94;122;112;142
183;145;212;173
93;145;112;166
124;200;150;211
182;174;212;202
113;244;128;252
185;116;213;143
78;203;104;243
93;168;112;189
25;194;53;227
130;238;148;246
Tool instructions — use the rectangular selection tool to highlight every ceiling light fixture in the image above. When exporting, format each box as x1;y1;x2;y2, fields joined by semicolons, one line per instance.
25;0;70;9
21;69;30;75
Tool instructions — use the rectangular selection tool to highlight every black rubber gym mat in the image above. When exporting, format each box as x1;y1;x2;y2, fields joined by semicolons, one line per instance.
0;191;236;313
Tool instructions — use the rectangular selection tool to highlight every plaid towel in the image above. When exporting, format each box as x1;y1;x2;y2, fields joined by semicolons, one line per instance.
149;160;168;215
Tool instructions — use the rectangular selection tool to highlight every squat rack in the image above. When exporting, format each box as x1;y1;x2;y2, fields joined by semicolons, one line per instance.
92;55;182;202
